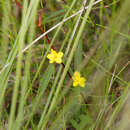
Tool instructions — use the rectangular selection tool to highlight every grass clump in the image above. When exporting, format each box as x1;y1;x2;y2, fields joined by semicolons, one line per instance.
0;0;130;129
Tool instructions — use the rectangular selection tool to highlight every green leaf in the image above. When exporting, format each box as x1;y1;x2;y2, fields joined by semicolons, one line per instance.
38;64;55;94
74;39;83;70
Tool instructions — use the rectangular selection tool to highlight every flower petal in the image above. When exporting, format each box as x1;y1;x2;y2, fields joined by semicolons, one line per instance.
57;52;63;58
73;80;78;87
55;57;62;64
51;49;57;55
47;53;55;63
79;77;86;87
72;71;80;80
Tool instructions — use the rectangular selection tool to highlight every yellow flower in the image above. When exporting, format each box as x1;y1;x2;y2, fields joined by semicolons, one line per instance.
72;71;86;87
47;49;63;64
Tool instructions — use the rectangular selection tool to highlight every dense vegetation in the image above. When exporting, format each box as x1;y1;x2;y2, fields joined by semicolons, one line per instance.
0;0;130;129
